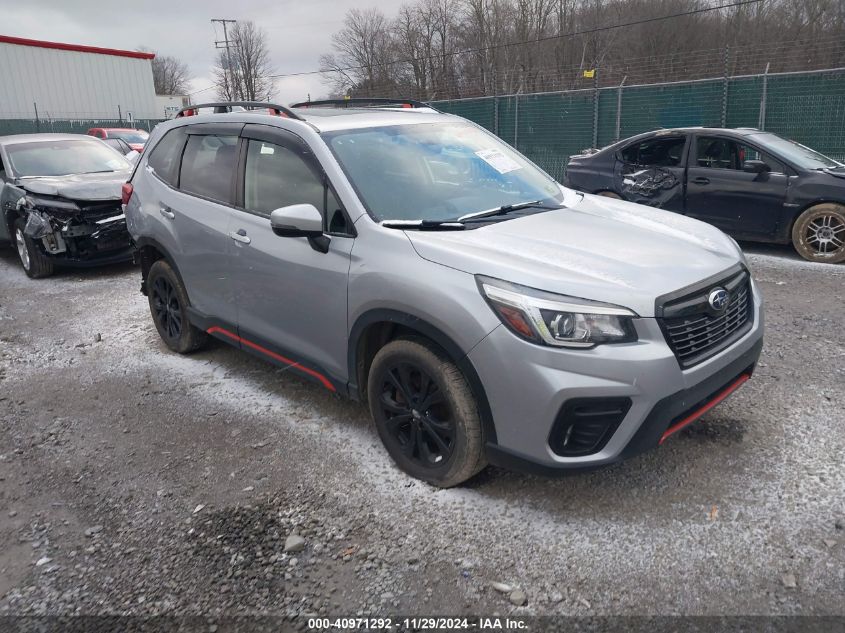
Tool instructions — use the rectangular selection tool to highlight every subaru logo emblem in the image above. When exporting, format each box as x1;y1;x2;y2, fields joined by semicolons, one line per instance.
708;288;729;311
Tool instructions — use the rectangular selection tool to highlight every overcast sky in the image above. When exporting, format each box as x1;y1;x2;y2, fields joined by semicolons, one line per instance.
5;0;395;103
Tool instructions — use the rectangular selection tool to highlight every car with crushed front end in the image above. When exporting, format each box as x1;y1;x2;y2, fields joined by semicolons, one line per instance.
564;127;845;263
0;133;135;278
124;100;764;487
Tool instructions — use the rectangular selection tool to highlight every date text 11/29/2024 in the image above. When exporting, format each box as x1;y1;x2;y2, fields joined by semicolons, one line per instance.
307;617;528;630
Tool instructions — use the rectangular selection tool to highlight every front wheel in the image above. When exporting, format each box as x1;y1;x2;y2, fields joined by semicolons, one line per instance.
791;203;845;263
14;217;54;278
367;338;486;488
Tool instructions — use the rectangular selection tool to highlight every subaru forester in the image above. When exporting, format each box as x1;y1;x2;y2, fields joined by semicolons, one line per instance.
123;100;764;487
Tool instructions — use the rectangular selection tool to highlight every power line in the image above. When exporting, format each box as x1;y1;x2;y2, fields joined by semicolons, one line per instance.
270;0;765;81
212;18;238;99
186;0;767;98
185;31;843;100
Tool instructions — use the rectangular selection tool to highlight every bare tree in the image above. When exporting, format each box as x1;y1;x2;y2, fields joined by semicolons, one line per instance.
319;8;397;97
212;21;276;101
318;0;845;100
139;50;191;95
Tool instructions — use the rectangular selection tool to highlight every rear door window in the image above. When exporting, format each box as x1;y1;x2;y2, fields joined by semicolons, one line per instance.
621;136;686;167
147;127;188;187
179;134;239;205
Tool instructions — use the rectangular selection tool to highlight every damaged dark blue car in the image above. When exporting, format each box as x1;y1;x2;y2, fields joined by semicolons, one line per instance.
564;127;845;263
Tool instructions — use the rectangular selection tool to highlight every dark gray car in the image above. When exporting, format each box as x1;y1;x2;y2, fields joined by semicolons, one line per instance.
0;133;134;277
125;102;764;487
564;127;845;263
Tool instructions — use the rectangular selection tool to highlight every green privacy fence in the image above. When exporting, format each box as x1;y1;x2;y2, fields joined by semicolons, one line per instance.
0;118;164;136
432;67;845;181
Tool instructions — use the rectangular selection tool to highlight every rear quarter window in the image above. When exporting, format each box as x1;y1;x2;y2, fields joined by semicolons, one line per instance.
621;136;686;167
147;127;188;187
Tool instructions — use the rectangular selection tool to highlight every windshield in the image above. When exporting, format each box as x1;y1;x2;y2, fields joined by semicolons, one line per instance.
324;122;563;222
108;130;149;144
6;139;131;177
750;132;843;170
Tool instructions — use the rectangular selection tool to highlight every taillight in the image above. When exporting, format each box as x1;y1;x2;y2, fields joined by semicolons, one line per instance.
121;182;133;206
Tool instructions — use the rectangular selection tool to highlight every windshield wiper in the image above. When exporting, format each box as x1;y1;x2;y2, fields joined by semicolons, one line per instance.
457;200;563;222
381;219;466;231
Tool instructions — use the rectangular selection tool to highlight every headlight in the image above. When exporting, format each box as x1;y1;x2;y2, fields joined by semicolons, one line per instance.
477;276;638;348
18;195;80;218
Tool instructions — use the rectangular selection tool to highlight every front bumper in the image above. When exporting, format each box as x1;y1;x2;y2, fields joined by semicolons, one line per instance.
40;216;134;267
468;280;764;474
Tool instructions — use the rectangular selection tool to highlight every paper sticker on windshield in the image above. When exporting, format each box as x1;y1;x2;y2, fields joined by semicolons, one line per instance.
475;149;522;174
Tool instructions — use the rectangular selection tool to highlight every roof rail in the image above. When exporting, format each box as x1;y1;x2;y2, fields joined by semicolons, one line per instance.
175;102;304;120
290;98;437;111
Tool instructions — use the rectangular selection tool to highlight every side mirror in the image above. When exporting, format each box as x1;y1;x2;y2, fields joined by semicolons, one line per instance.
270;204;323;238
742;159;770;174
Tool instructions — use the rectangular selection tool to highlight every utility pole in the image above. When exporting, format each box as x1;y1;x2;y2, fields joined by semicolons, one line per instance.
212;19;238;100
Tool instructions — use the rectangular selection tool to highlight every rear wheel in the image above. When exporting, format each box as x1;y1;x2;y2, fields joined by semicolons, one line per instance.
146;259;207;353
367;338;486;488
14;217;54;278
791;203;845;263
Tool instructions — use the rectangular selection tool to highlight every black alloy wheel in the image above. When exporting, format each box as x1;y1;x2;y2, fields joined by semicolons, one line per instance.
145;259;207;354
378;362;456;467
367;337;486;487
151;275;183;342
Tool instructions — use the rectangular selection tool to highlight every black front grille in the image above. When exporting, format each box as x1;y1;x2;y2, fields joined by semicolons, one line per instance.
658;269;753;368
549;397;632;457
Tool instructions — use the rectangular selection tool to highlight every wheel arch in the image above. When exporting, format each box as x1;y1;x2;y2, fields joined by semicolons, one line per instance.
134;236;188;298
784;199;845;241
348;309;498;445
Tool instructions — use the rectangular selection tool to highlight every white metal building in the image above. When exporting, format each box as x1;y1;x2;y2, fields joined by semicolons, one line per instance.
0;34;158;120
154;94;192;119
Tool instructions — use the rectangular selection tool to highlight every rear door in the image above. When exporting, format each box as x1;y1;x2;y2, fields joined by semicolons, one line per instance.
142;122;242;324
685;134;788;237
614;133;689;211
227;124;355;384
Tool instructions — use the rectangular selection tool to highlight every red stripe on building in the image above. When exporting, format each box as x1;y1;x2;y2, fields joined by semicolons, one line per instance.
0;34;155;60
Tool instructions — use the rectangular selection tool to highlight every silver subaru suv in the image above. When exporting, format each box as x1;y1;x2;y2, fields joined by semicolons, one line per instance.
124;99;764;487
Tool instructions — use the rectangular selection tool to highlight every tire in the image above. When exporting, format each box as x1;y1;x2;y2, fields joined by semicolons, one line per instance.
596;190;623;200
146;259;208;353
367;337;486;488
791;203;845;264
14;217;54;278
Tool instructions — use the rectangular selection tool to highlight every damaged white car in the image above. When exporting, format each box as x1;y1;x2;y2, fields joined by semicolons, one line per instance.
0;133;134;278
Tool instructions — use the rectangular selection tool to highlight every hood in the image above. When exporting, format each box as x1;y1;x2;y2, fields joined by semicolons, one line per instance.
823;167;845;180
18;170;131;201
405;193;743;317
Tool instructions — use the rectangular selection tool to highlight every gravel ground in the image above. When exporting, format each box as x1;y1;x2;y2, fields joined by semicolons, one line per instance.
0;242;843;622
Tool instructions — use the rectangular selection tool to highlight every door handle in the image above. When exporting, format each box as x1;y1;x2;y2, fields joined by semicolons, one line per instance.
229;229;251;245
159;205;175;220
692;177;710;185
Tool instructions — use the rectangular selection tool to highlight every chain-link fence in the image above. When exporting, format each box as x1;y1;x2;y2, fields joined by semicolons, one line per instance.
0;118;164;136
433;67;845;181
